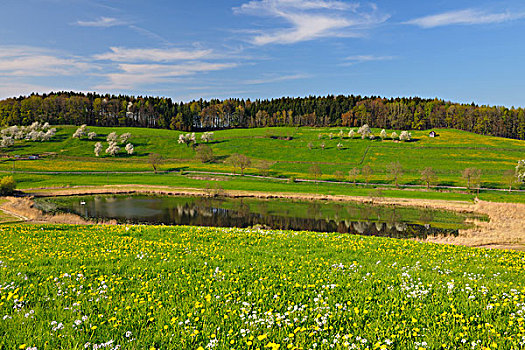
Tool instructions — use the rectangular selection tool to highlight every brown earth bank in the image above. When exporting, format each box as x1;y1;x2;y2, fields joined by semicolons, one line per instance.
3;184;525;251
0;196;116;225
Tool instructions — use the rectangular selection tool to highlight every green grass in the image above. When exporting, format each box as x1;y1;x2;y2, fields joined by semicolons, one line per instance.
1;125;523;202
14;172;525;203
1;224;525;349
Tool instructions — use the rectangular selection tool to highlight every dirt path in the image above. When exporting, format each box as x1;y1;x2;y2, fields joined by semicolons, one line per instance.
7;184;525;250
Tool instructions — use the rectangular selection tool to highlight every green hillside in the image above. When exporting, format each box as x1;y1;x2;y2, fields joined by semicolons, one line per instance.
1;126;522;192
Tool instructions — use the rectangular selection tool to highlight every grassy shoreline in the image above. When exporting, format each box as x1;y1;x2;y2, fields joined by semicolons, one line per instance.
17;172;525;204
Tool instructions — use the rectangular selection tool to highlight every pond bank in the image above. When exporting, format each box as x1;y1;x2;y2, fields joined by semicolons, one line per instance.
5;184;525;250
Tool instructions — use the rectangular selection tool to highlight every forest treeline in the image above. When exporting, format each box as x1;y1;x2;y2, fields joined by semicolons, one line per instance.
0;91;524;139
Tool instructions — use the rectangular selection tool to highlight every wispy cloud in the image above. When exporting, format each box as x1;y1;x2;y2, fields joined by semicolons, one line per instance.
92;45;238;89
75;16;128;27
97;62;238;89
0;82;54;100
405;9;525;28
94;47;213;62
343;54;395;65
243;73;310;84
234;0;389;45
0;46;92;77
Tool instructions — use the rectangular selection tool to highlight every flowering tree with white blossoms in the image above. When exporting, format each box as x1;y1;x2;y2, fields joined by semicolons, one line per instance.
517;160;525;183
72;125;87;139
399;131;412;142
94;142;103;157
178;133;196;147
120;133;132;144
105;141;120;156
201;132;214;143
358;124;371;139
1;136;14;148
125;143;134;155
106;132;118;143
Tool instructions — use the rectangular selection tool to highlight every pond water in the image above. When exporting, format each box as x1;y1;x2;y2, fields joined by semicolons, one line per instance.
35;195;487;239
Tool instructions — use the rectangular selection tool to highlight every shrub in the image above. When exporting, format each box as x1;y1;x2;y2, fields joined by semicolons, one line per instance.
0;176;16;195
195;144;214;163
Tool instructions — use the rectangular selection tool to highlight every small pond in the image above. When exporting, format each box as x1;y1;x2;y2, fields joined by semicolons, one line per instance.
35;195;487;239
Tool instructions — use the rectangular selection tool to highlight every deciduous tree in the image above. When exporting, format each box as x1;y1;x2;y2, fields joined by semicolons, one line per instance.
517;160;525;183
94;142;103;157
148;153;163;174
387;161;403;188
125;143;134;155
309;164;322;181
462;168;482;190
362;165;372;184
349;168;360;184
420;167;437;189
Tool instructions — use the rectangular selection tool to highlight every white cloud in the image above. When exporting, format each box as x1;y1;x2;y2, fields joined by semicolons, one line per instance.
343;55;395;64
405;9;525;28
0;82;54;100
94;47;213;62
243;73;310;84
75;17;127;27
234;0;389;45
97;62;238;89
0;46;92;77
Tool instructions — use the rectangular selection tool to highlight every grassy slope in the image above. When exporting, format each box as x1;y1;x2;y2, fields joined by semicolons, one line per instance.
1;126;523;201
15;172;525;203
1;224;525;349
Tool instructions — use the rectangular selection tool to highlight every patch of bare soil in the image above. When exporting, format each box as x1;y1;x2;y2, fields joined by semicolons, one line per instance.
0;197;115;225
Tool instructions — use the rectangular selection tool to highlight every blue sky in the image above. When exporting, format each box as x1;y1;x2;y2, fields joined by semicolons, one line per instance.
1;0;525;106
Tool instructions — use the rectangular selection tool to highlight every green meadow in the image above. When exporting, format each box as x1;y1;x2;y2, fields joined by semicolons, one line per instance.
0;125;523;201
2;224;525;349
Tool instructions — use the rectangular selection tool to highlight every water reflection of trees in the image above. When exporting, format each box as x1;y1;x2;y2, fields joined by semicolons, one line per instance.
72;197;460;240
167;202;458;239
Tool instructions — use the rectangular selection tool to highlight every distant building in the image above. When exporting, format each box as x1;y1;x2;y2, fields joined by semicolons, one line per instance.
28;155;39;160
429;131;436;138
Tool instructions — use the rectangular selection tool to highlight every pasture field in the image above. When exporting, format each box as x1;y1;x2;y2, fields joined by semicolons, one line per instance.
0;126;523;192
1;224;525;349
13;172;525;204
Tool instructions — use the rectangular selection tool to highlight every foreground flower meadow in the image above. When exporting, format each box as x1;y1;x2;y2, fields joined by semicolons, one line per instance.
1;225;525;349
